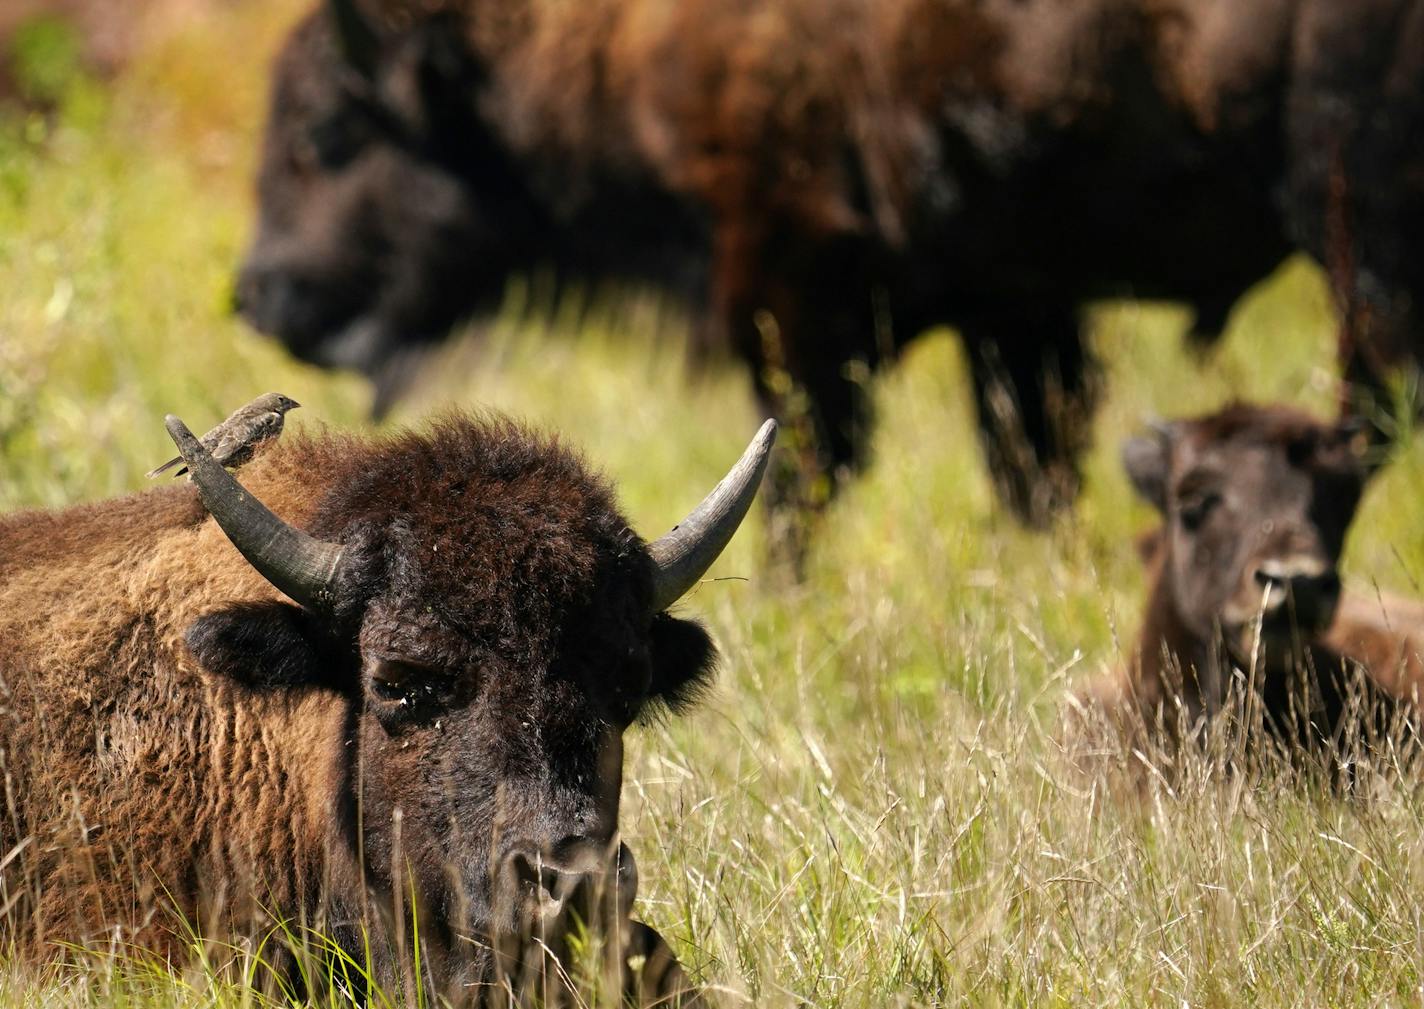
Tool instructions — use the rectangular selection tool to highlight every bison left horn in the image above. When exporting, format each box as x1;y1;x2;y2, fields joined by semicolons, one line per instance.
647;420;777;612
166;415;346;614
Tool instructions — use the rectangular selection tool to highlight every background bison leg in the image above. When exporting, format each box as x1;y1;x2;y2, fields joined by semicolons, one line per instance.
1286;1;1424;450
962;306;1095;526
739;301;877;568
716;230;884;566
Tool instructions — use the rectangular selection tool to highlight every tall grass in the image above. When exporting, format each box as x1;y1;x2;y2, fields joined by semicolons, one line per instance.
5;2;1424;1005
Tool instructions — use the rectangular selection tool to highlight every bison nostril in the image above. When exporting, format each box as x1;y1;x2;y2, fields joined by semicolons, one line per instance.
501;836;620;890
1254;569;1276;588
1290;571;1341;605
1250;558;1341;624
1254;564;1287;589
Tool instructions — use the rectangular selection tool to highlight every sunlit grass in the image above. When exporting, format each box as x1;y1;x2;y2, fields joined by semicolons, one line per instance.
5;3;1424;1005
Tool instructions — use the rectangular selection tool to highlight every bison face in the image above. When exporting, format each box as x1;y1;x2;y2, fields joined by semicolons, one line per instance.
171;414;775;990
1123;405;1370;665
236;7;535;411
345;544;716;981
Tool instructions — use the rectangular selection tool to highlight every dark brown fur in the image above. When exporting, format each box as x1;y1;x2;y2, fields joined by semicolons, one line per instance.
0;415;714;1002
238;0;1424;526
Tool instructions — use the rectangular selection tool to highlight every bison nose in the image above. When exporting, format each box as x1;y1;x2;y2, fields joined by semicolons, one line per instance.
1253;559;1341;625
493;839;638;985
498;838;637;931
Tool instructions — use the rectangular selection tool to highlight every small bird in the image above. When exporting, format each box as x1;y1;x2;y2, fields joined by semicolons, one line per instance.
147;392;301;478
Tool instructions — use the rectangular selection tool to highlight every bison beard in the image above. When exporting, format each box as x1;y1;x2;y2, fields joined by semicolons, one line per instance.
0;413;772;1005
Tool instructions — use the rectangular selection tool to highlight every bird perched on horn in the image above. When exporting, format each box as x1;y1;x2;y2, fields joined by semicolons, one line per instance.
147;393;300;479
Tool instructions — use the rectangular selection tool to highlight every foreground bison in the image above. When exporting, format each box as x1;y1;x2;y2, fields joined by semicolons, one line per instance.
237;0;1424;523
0;408;775;1004
1081;403;1424;763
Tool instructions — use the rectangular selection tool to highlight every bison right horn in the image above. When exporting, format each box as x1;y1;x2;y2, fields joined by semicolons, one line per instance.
166;415;346;614
646;420;777;612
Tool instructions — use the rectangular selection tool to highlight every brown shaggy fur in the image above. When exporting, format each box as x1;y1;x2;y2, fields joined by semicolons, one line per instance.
0;415;715;999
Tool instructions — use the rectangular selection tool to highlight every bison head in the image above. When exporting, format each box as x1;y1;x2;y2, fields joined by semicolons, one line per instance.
172;413;774;995
235;0;533;412
1122;403;1371;668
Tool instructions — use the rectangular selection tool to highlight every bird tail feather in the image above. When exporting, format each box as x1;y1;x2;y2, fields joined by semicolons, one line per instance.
145;456;183;479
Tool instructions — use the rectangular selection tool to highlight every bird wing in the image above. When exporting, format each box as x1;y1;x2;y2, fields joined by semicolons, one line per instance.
211;411;282;465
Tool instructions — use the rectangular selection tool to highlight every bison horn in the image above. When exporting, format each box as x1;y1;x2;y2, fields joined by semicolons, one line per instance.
647;420;777;612
166;415;346;614
328;0;379;80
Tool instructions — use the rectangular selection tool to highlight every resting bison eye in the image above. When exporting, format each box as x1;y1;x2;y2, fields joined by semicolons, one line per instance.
307;108;371;169
365;657;457;725
1177;491;1221;532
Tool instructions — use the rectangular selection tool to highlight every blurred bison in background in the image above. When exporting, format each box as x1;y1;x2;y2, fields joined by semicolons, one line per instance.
0;407;774;1003
1081;403;1424;765
237;0;1424;524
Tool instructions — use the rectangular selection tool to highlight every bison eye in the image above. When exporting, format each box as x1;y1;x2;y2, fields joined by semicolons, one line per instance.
366;657;448;712
308;108;370;169
1177;491;1221;532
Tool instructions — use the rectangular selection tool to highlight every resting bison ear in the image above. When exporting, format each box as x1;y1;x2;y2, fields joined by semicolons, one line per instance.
1134;526;1166;567
644;615;718;718
1121;431;1172;513
328;0;379;82
185;602;337;689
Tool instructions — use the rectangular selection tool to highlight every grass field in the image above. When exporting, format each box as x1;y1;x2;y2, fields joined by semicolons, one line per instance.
7;4;1424;1006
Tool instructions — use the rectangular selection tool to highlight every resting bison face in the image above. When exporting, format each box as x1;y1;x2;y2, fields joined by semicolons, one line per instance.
1122;404;1370;663
236;6;527;406
174;415;774;993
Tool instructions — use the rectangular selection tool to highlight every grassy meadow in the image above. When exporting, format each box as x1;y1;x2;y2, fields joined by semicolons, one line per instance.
7;4;1424;1006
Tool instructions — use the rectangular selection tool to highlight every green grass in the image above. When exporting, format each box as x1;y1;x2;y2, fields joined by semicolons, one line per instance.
7;4;1424;1005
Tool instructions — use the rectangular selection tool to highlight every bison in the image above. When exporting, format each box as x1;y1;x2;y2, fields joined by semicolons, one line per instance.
1080;402;1424;765
0;407;776;1004
236;0;1424;525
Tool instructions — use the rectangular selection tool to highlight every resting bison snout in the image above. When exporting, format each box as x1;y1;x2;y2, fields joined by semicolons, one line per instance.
1251;557;1342;634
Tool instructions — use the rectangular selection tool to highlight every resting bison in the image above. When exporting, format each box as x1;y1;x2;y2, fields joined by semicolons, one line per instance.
0;408;775;1004
236;0;1424;523
1081;403;1424;761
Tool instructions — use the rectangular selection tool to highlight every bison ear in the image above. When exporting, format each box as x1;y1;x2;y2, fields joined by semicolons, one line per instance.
644;614;718;718
328;0;380;82
386;14;487;132
185;602;342;690
1134;526;1165;567
1121;431;1172;513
